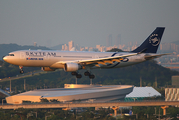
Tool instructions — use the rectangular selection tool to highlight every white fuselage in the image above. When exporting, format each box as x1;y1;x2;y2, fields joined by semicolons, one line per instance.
4;50;146;70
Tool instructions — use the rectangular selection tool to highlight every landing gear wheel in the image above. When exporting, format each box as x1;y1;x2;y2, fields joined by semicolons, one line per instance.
76;74;82;79
84;71;90;76
20;70;24;74
89;74;95;79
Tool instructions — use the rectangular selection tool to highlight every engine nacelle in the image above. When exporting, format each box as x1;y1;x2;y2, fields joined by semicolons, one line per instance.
42;67;56;71
64;63;82;72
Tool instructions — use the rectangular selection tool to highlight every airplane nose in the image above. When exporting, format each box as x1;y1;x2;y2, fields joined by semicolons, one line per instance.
3;56;7;62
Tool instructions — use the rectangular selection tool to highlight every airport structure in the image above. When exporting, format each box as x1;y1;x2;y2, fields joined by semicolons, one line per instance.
6;84;134;104
125;87;161;101
2;85;177;117
5;85;162;104
0;89;10;98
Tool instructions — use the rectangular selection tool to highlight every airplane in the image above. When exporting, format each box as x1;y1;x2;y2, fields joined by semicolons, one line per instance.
3;27;170;79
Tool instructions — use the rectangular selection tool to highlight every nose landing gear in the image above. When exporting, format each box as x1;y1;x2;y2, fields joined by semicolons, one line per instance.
19;66;24;74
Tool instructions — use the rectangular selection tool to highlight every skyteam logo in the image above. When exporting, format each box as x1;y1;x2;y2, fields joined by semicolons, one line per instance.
149;34;160;46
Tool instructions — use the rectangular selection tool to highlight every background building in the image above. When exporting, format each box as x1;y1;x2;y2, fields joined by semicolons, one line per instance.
68;41;74;51
165;88;179;101
106;34;112;47
172;76;179;87
115;34;121;46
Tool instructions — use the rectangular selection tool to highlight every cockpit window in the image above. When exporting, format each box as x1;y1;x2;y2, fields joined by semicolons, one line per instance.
8;54;14;56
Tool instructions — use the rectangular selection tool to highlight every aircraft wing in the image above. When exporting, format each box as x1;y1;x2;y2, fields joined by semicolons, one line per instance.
58;52;139;67
144;53;172;60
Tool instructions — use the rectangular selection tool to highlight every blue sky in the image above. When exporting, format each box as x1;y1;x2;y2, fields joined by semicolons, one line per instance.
1;0;179;47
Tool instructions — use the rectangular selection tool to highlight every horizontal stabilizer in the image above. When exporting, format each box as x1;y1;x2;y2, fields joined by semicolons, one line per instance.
144;53;172;60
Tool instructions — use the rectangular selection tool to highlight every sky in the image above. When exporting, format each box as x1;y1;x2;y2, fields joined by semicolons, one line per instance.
1;0;179;47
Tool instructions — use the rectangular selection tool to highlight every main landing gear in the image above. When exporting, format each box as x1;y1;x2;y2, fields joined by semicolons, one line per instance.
71;71;95;85
19;66;24;74
71;72;82;79
84;71;95;85
84;71;95;79
71;71;95;79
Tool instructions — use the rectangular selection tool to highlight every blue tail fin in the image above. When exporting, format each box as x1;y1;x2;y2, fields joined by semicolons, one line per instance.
131;27;165;53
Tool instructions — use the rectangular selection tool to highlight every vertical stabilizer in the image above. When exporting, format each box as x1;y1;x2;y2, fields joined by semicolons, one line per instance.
132;27;165;53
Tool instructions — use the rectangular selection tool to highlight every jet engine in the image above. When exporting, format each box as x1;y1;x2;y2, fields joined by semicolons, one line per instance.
64;63;82;72
42;67;56;71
